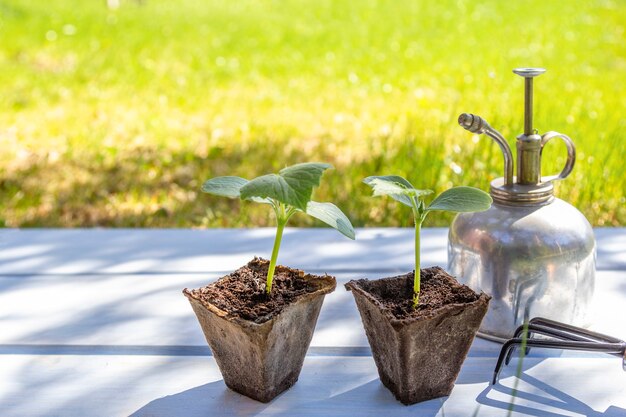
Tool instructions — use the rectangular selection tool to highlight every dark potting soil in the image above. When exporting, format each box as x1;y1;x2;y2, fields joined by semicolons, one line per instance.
352;267;481;321
186;258;330;324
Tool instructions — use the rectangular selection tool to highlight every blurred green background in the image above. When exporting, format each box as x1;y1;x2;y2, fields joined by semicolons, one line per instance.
1;0;624;228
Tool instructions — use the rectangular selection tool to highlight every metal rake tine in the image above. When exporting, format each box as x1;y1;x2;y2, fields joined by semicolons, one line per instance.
528;339;625;356
514;321;603;342
505;323;578;365
493;338;522;385
506;322;617;364
493;338;626;385
528;317;623;344
509;320;539;358
506;324;534;365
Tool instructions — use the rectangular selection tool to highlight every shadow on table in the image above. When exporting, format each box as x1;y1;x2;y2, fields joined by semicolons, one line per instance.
129;379;446;417
128;381;269;417
312;379;446;417
477;372;626;417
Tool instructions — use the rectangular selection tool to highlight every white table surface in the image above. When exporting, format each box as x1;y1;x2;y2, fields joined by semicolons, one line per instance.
0;228;624;417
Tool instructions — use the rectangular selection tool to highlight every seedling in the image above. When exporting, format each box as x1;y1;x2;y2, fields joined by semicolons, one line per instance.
202;162;355;294
363;176;491;307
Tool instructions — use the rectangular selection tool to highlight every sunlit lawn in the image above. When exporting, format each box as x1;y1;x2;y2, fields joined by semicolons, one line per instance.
1;0;624;227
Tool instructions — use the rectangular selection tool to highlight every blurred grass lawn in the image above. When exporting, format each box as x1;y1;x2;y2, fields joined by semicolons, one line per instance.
1;0;624;228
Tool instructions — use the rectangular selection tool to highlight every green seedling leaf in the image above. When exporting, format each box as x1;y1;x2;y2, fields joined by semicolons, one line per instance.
201;162;352;295
201;176;248;198
363;175;414;191
425;186;492;213
363;174;492;309
241;162;331;211
202;176;270;204
306;201;355;240
363;175;433;207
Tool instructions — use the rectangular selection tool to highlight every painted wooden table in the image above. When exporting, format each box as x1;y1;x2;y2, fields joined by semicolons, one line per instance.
0;228;624;417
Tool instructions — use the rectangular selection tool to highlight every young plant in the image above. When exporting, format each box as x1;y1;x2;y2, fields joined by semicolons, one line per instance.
363;176;492;307
202;163;355;294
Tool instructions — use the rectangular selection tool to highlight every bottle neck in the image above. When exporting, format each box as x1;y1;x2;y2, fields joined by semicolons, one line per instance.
516;133;543;185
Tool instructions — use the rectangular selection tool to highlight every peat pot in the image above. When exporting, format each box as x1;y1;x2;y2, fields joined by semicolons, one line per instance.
183;258;336;403
346;267;490;405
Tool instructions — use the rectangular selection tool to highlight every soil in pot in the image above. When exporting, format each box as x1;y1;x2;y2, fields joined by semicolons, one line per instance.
345;266;490;405
184;258;336;403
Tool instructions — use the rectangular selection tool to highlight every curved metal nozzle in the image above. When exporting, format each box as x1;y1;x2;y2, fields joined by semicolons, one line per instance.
458;113;488;134
458;113;514;186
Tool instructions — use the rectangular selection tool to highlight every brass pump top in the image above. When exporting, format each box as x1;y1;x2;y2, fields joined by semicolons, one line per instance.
458;68;576;206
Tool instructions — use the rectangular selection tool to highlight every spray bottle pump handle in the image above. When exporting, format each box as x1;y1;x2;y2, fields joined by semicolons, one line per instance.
540;131;576;183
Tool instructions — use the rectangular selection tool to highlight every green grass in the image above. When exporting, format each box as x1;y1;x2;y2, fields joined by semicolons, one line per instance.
1;0;624;227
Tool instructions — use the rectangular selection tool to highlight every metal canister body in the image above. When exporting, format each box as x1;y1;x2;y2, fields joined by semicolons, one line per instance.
448;197;596;342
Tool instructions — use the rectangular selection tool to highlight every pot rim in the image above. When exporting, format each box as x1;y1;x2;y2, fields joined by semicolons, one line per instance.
345;268;490;328
183;263;336;328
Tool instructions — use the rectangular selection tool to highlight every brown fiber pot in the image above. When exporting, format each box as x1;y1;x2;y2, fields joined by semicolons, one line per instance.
345;271;490;405
183;270;336;403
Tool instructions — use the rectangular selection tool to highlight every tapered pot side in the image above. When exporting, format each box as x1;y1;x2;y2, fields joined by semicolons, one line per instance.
345;268;490;405
184;261;336;403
